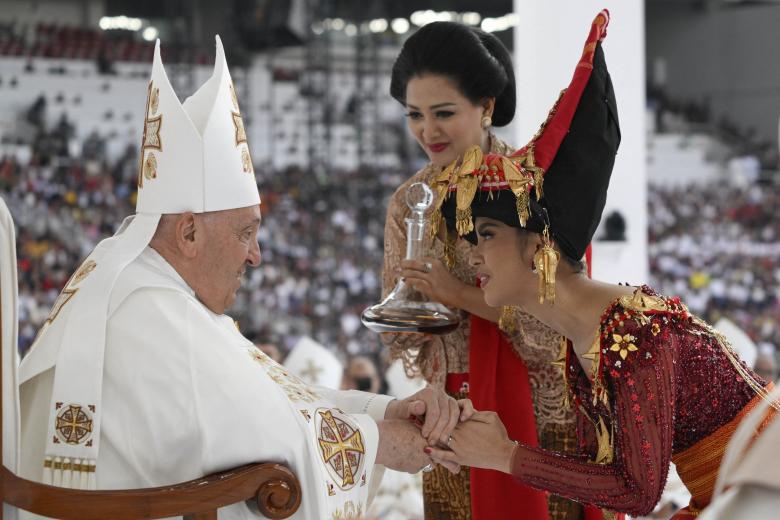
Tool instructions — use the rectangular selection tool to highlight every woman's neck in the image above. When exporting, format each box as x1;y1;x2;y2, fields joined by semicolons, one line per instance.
482;131;493;153
519;274;635;355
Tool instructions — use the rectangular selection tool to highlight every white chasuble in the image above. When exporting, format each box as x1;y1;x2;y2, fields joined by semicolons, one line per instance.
19;248;391;519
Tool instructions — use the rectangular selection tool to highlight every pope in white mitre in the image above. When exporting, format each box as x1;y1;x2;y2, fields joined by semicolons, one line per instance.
15;37;463;519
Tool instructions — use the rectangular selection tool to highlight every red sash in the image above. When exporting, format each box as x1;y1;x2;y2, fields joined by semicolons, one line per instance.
468;314;549;519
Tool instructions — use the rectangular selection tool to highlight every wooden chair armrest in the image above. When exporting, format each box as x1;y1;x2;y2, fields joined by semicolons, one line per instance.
2;462;301;519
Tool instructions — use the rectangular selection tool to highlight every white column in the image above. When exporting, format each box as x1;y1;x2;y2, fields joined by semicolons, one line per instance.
513;1;648;284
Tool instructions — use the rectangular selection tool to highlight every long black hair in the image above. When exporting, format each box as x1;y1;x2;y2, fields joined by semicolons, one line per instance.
390;22;516;127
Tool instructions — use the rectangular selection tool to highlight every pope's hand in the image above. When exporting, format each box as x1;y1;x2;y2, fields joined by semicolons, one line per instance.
385;386;462;446
375;419;435;474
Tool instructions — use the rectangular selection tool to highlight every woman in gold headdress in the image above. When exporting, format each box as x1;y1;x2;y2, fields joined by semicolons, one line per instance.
427;10;777;519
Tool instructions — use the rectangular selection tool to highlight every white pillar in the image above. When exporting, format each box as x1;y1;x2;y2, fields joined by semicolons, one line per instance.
513;1;648;284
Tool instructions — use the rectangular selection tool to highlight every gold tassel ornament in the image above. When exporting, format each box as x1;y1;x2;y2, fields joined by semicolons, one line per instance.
428;162;456;241
453;147;482;236
533;226;560;304
501;157;532;227
455;174;478;236
429;208;442;242
455;207;473;236
515;187;530;228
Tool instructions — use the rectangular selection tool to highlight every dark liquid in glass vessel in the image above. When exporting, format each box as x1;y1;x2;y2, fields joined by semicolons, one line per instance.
361;307;459;335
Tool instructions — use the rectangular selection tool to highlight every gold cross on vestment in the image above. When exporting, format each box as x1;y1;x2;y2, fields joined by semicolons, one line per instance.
137;81;162;188
300;359;323;384
318;410;365;487
55;405;93;444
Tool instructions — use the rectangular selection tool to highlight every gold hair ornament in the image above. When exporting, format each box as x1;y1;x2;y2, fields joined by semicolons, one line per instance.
454;147;483;235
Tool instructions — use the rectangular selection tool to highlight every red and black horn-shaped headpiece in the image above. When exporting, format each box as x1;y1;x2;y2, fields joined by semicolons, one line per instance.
437;10;620;263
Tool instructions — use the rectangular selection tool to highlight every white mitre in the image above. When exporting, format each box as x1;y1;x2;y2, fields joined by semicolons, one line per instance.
715;317;758;369
384;359;425;400
19;36;260;487
284;337;344;389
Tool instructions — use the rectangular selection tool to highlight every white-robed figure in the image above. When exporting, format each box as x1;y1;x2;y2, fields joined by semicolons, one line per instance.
16;36;462;519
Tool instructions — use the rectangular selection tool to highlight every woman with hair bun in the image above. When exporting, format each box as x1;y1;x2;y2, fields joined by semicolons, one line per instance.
382;21;591;520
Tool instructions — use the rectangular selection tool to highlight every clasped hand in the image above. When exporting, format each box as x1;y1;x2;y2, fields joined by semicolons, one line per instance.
383;387;515;475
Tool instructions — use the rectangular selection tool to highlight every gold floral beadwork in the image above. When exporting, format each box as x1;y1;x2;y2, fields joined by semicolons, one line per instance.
610;333;638;360
651;322;661;336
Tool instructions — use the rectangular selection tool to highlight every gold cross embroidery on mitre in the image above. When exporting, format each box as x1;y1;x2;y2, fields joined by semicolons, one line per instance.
300;359;323;384
318;410;365;487
137;81;162;188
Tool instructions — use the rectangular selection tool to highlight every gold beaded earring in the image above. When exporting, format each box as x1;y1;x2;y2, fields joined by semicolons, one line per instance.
533;226;560;304
481;115;492;129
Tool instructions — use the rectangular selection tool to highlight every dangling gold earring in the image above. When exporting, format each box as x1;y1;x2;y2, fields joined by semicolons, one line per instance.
481;115;492;129
533;226;560;304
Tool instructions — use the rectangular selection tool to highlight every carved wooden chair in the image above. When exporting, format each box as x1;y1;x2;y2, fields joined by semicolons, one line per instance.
0;197;301;519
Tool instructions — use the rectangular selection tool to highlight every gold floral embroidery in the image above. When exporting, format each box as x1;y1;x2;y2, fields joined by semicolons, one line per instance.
138;81;163;188
610;333;638;360
150;86;160;114
249;348;320;403
241;146;253;173
651;322;661;336
143;153;158;181
331;500;363;520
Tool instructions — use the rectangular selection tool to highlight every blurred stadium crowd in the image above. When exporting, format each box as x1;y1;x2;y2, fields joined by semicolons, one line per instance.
1;102;403;358
3;82;780;378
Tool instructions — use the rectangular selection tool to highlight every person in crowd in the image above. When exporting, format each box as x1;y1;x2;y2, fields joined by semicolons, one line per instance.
425;11;777;519
754;345;778;383
16;36;461;519
343;355;382;394
383;16;584;520
248;332;284;364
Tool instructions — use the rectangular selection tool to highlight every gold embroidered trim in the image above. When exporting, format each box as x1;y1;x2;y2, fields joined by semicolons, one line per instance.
331;500;363;520
45;260;97;325
249;348;320;403
137;80;163;188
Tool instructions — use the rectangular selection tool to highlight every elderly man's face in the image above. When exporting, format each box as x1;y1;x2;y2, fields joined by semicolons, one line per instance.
194;204;261;314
